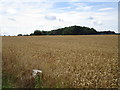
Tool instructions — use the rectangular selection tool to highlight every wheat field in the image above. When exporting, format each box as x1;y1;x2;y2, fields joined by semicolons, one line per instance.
2;35;119;88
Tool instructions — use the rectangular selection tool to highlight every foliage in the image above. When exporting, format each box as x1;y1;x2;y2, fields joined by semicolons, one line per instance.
2;72;16;88
97;31;115;35
34;30;42;35
30;33;34;36
41;31;48;35
35;74;43;88
28;25;116;36
18;34;22;36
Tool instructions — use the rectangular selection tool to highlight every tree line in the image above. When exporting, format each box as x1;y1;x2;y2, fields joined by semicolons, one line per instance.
18;25;116;36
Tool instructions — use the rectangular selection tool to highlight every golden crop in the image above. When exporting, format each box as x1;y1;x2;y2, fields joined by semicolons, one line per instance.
2;35;118;88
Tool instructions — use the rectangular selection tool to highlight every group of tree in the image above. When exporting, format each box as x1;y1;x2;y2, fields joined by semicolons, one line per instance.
30;30;48;36
18;34;29;36
18;25;116;36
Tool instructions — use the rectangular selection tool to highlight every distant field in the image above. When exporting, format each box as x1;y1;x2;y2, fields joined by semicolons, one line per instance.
2;35;118;88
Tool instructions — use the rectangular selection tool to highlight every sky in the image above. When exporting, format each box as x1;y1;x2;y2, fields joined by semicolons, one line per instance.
0;0;119;36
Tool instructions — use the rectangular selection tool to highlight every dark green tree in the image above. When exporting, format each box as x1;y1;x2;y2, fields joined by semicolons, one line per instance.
30;33;34;36
34;30;42;35
41;31;48;35
30;25;115;36
18;34;22;36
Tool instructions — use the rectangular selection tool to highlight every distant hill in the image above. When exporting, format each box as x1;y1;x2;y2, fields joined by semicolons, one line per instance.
48;25;98;35
18;25;116;36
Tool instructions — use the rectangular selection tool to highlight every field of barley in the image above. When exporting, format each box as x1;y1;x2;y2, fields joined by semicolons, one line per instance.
2;35;119;88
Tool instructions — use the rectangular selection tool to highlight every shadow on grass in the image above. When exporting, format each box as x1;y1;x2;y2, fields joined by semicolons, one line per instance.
2;72;17;88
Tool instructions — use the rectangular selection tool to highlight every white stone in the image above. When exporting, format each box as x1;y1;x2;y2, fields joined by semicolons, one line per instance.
32;69;42;78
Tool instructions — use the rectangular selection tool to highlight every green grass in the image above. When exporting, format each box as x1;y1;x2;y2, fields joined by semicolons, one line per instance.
34;74;43;88
2;74;13;88
2;72;17;88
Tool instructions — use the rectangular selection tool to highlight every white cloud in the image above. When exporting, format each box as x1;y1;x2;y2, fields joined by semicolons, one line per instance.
75;5;93;11
0;0;119;4
88;16;94;20
99;8;113;11
6;8;17;14
92;21;103;25
0;1;118;35
8;18;16;21
58;19;64;22
1;31;10;36
44;15;57;21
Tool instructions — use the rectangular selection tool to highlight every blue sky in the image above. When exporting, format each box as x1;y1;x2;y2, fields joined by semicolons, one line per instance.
0;0;118;35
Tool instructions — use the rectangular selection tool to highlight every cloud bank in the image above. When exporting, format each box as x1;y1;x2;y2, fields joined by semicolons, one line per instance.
0;0;118;35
